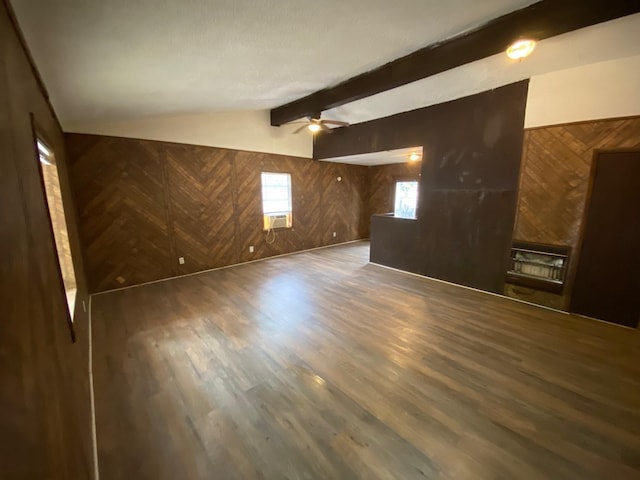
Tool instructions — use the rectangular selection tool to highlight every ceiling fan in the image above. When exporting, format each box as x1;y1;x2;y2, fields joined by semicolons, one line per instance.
291;115;350;134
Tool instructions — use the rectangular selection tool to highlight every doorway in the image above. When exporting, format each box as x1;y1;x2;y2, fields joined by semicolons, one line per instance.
571;150;640;328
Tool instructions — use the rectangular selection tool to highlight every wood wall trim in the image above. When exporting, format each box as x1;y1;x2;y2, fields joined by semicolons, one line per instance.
270;0;640;125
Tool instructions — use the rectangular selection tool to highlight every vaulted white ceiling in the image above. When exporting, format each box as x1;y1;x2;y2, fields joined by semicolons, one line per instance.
325;13;640;125
12;0;536;127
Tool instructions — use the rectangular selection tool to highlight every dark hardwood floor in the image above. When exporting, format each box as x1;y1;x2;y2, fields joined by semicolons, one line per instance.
91;241;640;479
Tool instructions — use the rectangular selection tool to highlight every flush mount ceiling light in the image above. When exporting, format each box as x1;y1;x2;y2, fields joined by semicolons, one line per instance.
409;152;421;162
506;39;536;60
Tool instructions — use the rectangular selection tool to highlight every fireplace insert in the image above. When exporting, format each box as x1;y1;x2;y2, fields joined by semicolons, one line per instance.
506;241;570;294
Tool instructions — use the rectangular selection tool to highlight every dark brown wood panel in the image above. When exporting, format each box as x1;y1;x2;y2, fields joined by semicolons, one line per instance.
234;151;324;262
91;241;640;480
69;135;174;291
0;1;91;477
510;117;640;310
165;144;238;274
320;162;369;245
571;151;640;327
271;0;640;125
66;135;370;292
290;156;323;248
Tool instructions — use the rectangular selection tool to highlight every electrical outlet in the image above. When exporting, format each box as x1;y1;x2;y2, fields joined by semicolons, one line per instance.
249;246;254;253
178;257;185;265
332;231;337;237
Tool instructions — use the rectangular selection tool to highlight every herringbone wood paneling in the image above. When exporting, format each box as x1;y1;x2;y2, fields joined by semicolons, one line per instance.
165;144;238;274
510;117;640;309
321;162;369;245
69;135;174;291
67;134;369;292
235;151;322;262
368;161;422;220
234;153;369;262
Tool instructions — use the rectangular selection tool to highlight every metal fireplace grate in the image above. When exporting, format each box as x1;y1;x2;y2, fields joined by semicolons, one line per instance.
506;241;570;293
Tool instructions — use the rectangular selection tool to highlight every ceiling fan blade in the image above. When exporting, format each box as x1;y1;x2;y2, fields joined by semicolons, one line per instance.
322;120;350;127
319;122;332;133
293;124;309;134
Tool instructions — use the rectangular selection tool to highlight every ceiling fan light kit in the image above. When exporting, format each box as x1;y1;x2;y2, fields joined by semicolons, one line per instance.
290;115;350;134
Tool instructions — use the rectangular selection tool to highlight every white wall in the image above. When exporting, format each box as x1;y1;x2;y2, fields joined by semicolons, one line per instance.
65;56;640;156
65;109;313;158
525;55;640;128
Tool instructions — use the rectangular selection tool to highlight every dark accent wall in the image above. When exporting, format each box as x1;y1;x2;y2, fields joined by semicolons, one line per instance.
507;116;640;310
315;81;529;293
0;1;91;478
66;134;369;292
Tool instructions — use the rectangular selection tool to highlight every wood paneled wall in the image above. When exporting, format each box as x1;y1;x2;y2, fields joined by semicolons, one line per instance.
66;134;369;292
508;116;640;309
0;1;92;478
367;161;422;220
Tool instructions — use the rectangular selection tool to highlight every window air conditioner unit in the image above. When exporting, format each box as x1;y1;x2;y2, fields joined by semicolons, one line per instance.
267;214;288;229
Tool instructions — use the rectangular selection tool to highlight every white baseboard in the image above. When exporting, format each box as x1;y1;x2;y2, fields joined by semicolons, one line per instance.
93;239;368;296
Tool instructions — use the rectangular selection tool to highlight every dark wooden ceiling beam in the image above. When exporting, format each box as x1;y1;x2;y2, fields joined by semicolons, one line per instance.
270;0;640;126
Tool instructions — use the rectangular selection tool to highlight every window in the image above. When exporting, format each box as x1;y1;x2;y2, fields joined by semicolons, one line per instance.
37;139;53;165
37;136;78;325
394;180;419;219
261;172;292;229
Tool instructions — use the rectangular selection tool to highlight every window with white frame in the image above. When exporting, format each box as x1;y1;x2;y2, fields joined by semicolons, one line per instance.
393;179;419;219
261;172;292;229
